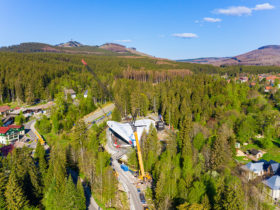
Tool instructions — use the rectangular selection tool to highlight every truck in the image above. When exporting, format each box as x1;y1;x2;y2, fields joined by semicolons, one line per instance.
139;193;146;204
120;163;129;172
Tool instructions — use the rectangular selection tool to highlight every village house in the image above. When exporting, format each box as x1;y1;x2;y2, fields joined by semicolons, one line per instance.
263;175;280;201
265;86;273;93
0;105;11;117
241;161;266;180
241;160;280;201
239;76;248;83
0;125;25;145
64;88;76;99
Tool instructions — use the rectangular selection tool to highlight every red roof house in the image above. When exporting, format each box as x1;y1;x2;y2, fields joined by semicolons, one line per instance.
0;106;10;114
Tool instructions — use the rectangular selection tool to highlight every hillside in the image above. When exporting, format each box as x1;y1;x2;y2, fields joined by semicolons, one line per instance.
180;45;280;66
56;40;83;47
0;41;150;56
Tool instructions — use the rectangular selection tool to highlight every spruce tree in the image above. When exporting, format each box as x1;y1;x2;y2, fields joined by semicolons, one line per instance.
5;170;28;210
76;179;86;210
0;168;7;209
62;176;86;210
35;142;47;181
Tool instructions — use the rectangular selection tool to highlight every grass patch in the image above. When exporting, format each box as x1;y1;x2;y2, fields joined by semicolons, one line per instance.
241;143;262;151
92;193;115;210
235;156;251;164
262;148;280;162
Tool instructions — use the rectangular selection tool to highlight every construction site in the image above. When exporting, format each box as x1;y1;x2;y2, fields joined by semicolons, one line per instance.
81;59;169;210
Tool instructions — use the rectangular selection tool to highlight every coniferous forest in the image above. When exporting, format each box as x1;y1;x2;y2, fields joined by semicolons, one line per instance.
1;52;280;209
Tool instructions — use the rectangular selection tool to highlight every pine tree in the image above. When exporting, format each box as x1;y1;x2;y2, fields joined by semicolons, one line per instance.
210;136;226;171
222;179;245;210
35;142;47;180
76;179;86;210
43;178;62;210
180;115;193;186
5;170;28;210
62;176;86;210
111;108;121;121
0;168;7;209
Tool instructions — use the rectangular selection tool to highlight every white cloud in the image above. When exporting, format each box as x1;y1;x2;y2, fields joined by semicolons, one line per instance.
115;40;132;43
203;17;222;22
172;33;198;38
215;3;275;16
215;6;252;16
253;3;275;11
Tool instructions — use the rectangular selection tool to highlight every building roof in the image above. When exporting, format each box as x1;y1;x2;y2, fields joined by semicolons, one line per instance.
0;105;10;113
249;149;262;156
269;162;280;174
9;108;26;115
7;125;23;129
244;162;265;173
266;76;279;81
84;90;88;95
265;86;273;90
0;125;23;134
0;127;10;134
64;89;76;95
263;175;280;190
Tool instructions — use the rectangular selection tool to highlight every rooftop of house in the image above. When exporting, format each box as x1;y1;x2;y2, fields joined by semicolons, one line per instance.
265;86;273;90
249;149;262;156
0;125;23;134
7;125;23;129
0;105;10;113
244;162;265;173
0;127;10;134
263;175;280;190
266;76;279;81
64;88;76;95
271;163;280;174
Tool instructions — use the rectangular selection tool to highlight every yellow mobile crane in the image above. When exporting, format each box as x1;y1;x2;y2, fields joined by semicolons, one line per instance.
35;130;45;145
82;59;152;182
131;109;152;181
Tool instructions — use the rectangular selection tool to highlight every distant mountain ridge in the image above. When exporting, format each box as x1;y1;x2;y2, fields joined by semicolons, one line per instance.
56;41;83;47
179;45;280;66
0;41;148;56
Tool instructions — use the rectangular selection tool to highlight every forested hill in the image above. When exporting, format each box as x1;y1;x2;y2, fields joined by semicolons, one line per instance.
1;51;280;104
0;52;216;104
0;42;128;55
179;45;280;66
0;41;146;56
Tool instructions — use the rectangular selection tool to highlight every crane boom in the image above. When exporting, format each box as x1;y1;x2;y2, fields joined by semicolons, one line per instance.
133;128;145;179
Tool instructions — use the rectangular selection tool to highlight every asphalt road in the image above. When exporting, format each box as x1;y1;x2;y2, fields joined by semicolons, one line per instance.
83;103;115;126
112;159;143;210
106;129;143;210
23;120;37;149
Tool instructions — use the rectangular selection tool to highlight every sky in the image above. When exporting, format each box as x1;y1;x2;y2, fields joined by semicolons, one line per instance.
0;0;279;59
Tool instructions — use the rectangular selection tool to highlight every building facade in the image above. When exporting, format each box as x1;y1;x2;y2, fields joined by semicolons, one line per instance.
0;125;24;145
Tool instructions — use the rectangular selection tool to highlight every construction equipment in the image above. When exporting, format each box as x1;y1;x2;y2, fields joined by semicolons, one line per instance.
34;130;45;145
156;114;165;131
81;59;152;182
130;109;152;181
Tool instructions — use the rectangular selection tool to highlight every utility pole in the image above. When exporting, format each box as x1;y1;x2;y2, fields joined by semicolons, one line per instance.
153;96;156;113
169;109;171;129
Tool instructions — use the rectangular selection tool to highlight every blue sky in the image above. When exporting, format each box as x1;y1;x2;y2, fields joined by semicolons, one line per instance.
0;0;279;59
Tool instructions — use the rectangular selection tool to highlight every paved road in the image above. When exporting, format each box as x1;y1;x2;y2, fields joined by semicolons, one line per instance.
83;103;115;126
23;120;37;149
106;129;143;210
112;159;143;210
